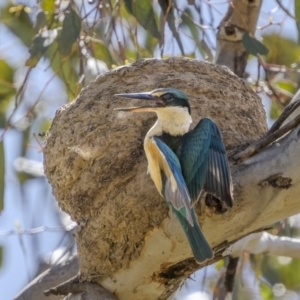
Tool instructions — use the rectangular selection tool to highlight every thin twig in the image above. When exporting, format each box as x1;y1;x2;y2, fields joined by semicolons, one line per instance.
269;98;300;133
275;0;296;20
256;58;261;88
202;0;225;16
207;0;215;27
15;67;32;106
0;223;77;236
175;6;214;30
193;1;215;50
44;275;80;296
257;21;283;31
81;0;100;20
257;54;283;104
234;113;300;163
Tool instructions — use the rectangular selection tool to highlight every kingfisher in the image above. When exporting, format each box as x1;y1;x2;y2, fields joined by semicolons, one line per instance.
115;88;233;263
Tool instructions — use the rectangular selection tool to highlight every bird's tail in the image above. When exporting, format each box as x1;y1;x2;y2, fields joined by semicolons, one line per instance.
174;208;213;263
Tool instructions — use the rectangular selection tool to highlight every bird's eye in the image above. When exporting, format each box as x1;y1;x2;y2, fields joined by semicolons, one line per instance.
162;93;173;101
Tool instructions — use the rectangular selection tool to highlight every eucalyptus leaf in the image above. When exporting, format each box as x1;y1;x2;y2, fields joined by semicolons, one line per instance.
92;40;113;68
1;4;34;47
26;29;57;67
59;8;81;56
124;0;160;40
242;31;269;56
35;10;47;31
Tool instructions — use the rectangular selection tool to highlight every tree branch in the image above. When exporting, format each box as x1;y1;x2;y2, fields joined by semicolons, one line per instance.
44;277;119;300
275;0;296;19
269;98;300;133
13;255;78;300
224;232;300;258
233;112;300;163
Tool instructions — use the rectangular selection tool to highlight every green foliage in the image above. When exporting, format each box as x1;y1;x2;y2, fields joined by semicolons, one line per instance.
91;39;114;67
261;256;300;290
260;281;274;300
0;60;15;127
276;80;297;98
1;1;81;95
144;32;159;57
263;35;300;66
41;0;55;22
1;4;35;47
41;119;52;133
215;259;225;270
26;31;53;67
242;32;269;56
59;7;81;56
0;60;15;99
270;100;282;120
124;0;160;40
276;81;297;94
295;0;300;44
35;10;47;32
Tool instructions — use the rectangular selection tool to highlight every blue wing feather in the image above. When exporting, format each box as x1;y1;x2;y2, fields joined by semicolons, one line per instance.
152;137;213;262
153;137;193;225
178;118;233;208
171;207;213;262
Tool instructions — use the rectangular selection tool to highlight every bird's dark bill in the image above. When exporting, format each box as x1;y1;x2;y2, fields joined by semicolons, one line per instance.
114;92;165;112
114;105;161;112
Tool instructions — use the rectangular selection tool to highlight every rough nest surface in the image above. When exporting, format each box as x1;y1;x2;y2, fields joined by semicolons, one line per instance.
43;57;267;278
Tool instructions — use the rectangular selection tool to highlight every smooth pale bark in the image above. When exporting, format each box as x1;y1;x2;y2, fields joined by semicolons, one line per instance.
216;0;262;76
224;232;300;258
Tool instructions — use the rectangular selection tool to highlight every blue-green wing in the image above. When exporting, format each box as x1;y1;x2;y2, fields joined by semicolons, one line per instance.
178;118;233;208
152;137;193;225
153;137;213;262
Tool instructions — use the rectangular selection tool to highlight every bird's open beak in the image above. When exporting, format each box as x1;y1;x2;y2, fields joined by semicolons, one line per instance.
114;92;165;112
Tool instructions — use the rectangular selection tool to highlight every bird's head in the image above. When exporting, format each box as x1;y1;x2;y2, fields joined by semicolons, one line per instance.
114;88;190;114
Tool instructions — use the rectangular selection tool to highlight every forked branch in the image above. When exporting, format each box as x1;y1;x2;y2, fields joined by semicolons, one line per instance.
234;99;300;163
